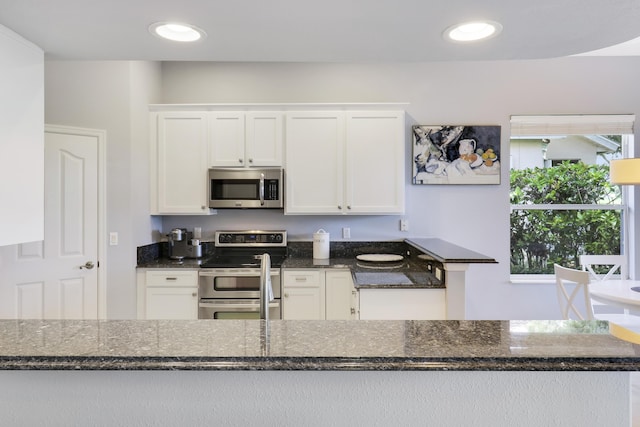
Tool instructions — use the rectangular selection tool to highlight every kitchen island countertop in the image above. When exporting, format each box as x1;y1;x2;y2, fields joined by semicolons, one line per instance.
1;319;638;371
282;257;444;289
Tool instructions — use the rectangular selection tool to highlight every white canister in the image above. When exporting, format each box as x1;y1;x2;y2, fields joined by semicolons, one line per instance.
313;229;330;259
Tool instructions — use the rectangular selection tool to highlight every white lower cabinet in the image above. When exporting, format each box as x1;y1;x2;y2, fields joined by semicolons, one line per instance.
325;270;358;320
282;269;357;320
137;270;199;320
358;288;446;320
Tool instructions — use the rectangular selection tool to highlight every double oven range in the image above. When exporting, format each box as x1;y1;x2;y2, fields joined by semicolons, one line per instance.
198;230;286;319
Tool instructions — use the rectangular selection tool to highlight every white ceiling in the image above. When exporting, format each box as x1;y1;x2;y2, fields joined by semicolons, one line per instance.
2;0;640;62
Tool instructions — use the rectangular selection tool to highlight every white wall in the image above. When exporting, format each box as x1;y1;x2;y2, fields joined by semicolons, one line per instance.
45;60;162;318
43;56;640;319
0;370;629;427
0;25;44;245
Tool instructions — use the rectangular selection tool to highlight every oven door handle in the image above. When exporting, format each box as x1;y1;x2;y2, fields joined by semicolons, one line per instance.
199;270;280;277
198;301;280;309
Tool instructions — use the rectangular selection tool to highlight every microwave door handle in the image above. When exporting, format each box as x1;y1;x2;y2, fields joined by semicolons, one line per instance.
259;173;265;206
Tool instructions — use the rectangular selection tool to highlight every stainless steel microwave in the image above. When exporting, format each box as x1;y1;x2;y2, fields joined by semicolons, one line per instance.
208;168;284;209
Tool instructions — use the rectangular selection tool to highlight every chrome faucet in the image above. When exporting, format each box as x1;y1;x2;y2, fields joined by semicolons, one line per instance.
259;253;273;320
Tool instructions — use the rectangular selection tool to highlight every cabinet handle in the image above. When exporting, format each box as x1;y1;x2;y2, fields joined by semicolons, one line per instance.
192;292;197;297
351;308;356;315
248;158;253;163
165;277;177;281
201;205;206;210
239;158;243;163
284;293;289;298
338;205;342;210
347;205;351;210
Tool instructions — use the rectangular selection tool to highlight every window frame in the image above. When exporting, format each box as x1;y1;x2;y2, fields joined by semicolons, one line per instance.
509;115;634;281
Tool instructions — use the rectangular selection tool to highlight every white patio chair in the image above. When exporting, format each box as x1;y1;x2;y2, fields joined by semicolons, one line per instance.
579;254;627;281
554;264;640;326
554;264;594;320
579;254;628;315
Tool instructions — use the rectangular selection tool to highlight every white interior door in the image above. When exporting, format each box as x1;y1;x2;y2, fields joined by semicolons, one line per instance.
0;126;103;319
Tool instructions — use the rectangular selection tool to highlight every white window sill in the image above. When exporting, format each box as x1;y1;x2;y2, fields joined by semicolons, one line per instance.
510;275;555;285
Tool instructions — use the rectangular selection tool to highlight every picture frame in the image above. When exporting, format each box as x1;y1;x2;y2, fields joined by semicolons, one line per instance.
412;125;501;185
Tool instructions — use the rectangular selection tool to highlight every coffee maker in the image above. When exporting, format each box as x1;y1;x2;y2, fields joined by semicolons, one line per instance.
167;228;202;260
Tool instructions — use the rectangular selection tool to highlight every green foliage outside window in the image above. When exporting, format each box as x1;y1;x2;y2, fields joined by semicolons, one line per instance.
510;162;622;274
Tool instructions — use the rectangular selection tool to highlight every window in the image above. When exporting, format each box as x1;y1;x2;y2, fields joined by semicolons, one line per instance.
510;115;635;277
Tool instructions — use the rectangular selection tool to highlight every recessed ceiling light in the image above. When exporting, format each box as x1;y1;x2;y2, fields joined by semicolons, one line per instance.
444;21;502;43
149;22;206;42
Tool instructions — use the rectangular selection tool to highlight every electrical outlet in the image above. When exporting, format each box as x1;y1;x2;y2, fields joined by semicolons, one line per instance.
342;227;351;239
109;232;118;246
400;219;409;231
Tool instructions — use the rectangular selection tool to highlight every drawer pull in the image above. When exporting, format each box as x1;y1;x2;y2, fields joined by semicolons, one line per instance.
165;277;178;281
295;277;306;282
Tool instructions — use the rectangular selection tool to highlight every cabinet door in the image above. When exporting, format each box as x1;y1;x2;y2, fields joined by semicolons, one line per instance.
325;270;356;320
145;287;198;320
345;111;405;214
246;112;283;166
285;112;345;214
359;288;445;320
282;270;324;319
154;112;210;214
209;112;246;167
282;287;323;320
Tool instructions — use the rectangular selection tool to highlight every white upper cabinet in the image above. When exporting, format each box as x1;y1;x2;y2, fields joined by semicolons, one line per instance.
209;111;283;167
285;111;345;214
345;111;405;214
149;104;404;216
285;110;405;215
150;112;213;215
0;25;44;245
245;112;283;166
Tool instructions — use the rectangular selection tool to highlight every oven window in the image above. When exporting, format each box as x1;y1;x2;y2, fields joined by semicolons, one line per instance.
212;180;259;200
214;276;260;292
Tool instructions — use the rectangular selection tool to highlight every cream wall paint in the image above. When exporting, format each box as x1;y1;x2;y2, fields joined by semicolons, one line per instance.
42;57;640;319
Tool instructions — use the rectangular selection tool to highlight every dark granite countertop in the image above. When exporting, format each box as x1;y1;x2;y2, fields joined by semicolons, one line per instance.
137;258;205;269
282;257;444;289
405;238;498;264
0;319;638;371
136;238;495;288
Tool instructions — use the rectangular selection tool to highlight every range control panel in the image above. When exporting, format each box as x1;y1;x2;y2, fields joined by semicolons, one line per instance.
215;230;287;247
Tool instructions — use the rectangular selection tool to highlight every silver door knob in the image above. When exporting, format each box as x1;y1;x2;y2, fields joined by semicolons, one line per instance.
79;261;95;270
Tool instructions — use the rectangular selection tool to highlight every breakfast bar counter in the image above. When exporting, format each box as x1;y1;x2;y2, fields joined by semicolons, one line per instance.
0;319;636;426
0;319;637;371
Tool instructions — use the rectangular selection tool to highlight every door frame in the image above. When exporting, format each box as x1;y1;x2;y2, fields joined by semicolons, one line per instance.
45;124;107;318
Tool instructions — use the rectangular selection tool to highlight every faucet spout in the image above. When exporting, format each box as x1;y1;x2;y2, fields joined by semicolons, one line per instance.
259;253;273;320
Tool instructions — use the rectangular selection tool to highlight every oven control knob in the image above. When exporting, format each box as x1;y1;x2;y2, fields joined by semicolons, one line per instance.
272;234;283;243
219;233;232;243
